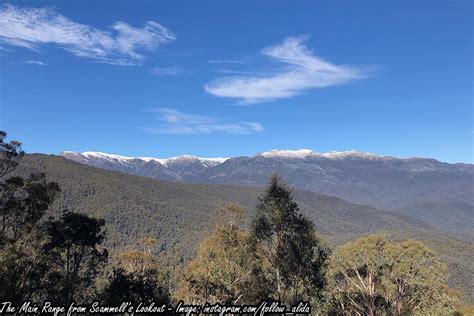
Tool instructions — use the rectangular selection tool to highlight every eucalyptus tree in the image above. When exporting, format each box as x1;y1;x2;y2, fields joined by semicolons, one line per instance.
328;234;458;315
177;204;257;304
251;174;329;306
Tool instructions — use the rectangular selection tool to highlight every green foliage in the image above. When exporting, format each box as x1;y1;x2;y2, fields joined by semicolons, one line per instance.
176;204;258;304
43;211;108;304
0;131;24;178
102;268;169;305
1;210;109;305
454;305;474;316
0;173;60;245
328;234;459;315
102;237;170;305
0;229;59;305
0;132;108;305
251;174;329;306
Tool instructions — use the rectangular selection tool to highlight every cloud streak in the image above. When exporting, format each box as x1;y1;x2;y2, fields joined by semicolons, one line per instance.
152;66;188;76
208;59;244;64
25;60;46;66
142;108;264;135
205;36;363;104
0;4;175;65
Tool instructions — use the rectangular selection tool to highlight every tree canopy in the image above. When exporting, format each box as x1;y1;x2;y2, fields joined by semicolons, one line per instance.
328;234;459;315
251;174;329;306
176;204;257;304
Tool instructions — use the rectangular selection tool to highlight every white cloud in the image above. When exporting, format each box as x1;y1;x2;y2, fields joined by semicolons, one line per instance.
152;66;188;76
204;36;363;104
216;69;262;75
142;108;264;135
0;4;175;65
25;60;46;66
208;59;244;64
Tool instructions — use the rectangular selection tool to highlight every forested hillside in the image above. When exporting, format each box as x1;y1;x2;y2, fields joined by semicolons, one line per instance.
62;150;474;239
17;154;473;302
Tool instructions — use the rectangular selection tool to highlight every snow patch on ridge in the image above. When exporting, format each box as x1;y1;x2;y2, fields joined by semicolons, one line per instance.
82;151;135;161
258;149;316;158
257;149;379;159
61;151;229;166
322;150;379;159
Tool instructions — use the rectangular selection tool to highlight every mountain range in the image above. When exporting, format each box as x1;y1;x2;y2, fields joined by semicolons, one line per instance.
61;149;474;239
16;154;474;302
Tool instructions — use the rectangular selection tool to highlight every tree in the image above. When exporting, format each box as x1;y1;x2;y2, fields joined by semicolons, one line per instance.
102;268;167;305
176;204;258;304
0;131;62;303
118;237;160;275
0;132;57;246
328;235;389;315
328;234;458;315
0;132;110;305
0;131;59;246
0;173;60;245
102;237;170;305
251;174;329;305
0;131;24;178
44;211;108;304
0;229;61;304
384;240;459;315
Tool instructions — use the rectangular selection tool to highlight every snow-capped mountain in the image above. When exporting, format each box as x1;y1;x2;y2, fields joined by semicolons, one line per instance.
60;151;228;180
257;149;380;160
61;148;388;180
62;151;227;165
60;149;474;237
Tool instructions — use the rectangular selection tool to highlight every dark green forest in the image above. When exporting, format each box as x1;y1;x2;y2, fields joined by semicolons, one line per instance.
1;131;472;315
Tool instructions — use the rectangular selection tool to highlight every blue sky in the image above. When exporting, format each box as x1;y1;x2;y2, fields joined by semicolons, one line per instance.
1;1;472;163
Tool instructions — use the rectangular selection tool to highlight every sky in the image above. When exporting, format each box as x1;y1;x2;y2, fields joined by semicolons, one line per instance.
0;0;472;163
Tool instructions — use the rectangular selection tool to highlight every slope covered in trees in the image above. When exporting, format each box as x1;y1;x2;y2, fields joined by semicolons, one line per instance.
15;154;473;303
17;154;429;252
0;132;171;306
62;150;474;239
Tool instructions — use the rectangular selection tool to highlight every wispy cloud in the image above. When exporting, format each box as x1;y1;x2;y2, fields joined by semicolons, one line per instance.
152;66;188;76
205;36;364;104
0;4;175;65
208;59;244;64
25;60;46;66
142;108;264;135
216;69;262;75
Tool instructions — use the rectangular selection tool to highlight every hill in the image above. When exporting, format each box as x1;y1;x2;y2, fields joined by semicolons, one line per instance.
17;154;473;301
61;150;474;239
